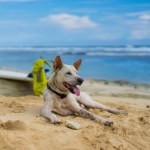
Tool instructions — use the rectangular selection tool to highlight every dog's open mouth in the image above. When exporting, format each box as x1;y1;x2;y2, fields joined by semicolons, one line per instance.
63;82;80;96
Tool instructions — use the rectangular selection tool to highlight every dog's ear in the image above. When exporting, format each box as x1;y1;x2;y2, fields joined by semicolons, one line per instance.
53;55;63;71
73;59;82;70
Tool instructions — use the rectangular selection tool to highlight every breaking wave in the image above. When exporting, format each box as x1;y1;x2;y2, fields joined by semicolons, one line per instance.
0;46;150;56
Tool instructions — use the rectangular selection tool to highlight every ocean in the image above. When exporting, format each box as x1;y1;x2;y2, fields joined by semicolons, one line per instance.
0;46;150;84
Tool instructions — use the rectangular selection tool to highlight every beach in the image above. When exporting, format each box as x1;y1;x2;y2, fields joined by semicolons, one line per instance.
1;0;150;149
0;79;150;150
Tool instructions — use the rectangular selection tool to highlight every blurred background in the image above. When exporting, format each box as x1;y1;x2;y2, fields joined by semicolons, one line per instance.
0;0;150;84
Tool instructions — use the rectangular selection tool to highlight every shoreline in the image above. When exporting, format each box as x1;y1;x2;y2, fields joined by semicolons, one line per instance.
81;79;150;99
0;78;150;99
85;78;150;86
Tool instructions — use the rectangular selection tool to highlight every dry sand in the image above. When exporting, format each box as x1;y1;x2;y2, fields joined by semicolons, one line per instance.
0;80;150;150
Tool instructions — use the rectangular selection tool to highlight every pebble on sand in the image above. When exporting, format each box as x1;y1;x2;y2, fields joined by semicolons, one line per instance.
65;120;81;130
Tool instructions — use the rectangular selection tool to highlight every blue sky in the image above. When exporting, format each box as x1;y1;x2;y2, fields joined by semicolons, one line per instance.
0;0;150;46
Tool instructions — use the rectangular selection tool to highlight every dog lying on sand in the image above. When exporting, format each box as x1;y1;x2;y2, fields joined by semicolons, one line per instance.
42;56;127;126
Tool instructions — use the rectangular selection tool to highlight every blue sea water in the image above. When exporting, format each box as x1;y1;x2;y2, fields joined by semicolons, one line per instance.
0;46;150;84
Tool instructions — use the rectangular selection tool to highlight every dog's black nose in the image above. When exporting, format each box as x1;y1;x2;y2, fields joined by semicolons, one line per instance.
77;77;84;85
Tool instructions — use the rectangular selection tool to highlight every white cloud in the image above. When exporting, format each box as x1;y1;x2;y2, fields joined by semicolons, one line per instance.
125;12;144;17
125;11;150;21
40;13;98;30
128;20;150;40
130;29;150;40
122;11;150;39
0;0;35;2
125;11;149;17
139;14;150;20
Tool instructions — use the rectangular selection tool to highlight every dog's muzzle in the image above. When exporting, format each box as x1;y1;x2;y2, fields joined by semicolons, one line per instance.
77;77;84;85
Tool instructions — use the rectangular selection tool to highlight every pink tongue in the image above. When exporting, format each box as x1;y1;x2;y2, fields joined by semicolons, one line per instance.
73;87;80;96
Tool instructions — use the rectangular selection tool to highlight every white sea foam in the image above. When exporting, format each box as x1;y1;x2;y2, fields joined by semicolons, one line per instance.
0;46;150;56
86;52;150;56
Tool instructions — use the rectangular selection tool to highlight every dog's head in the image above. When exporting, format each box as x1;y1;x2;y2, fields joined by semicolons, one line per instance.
53;55;84;96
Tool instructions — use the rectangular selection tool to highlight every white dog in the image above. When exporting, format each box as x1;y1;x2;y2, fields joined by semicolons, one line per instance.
42;56;127;126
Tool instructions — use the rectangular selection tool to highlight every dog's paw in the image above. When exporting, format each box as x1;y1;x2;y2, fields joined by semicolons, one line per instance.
50;116;63;124
53;120;63;124
118;110;128;115
52;119;63;124
103;120;114;126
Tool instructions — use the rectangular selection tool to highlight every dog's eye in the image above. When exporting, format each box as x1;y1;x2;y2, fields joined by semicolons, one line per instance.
66;72;72;75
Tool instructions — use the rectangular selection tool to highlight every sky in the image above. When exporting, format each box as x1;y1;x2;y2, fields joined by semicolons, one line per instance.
0;0;150;46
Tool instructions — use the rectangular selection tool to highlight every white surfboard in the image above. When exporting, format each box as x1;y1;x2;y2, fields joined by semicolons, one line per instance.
0;68;32;82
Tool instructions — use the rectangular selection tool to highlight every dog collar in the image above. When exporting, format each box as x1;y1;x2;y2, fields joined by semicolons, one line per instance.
47;83;67;99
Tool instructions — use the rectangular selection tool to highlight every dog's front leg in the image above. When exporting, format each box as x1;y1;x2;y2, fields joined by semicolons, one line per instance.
42;100;62;124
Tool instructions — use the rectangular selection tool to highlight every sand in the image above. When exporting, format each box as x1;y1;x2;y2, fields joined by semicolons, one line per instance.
0;80;150;150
